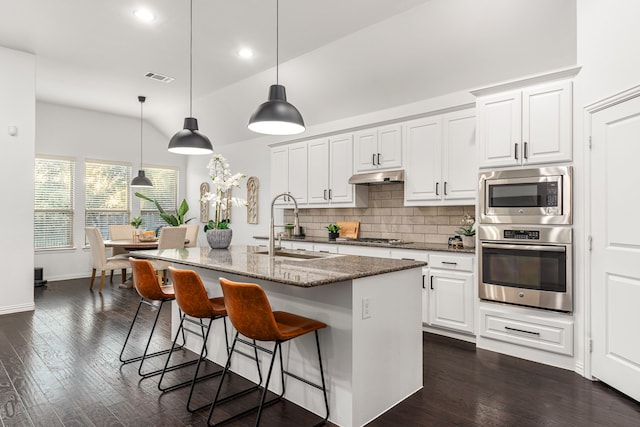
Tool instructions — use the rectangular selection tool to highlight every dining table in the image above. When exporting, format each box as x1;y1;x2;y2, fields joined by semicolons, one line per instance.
104;238;189;288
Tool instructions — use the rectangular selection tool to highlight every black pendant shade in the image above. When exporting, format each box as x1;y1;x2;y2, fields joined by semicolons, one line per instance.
131;170;153;187
168;117;213;155
131;95;153;188
248;84;305;135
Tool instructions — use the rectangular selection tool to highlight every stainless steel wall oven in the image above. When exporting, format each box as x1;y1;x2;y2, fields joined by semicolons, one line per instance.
478;225;572;312
478;165;573;312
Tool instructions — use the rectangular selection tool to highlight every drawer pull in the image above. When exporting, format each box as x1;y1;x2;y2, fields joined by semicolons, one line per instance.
401;257;415;261
318;250;329;253
441;261;458;266
505;326;540;336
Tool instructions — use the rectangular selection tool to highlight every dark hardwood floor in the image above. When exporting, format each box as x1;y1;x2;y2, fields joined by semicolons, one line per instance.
1;278;639;426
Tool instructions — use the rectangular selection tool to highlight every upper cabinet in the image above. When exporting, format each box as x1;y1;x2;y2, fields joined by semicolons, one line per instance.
308;134;367;207
476;79;573;168
270;141;308;206
404;109;477;206
354;124;402;172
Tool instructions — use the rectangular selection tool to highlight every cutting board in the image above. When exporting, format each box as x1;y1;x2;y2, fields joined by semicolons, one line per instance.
337;221;360;239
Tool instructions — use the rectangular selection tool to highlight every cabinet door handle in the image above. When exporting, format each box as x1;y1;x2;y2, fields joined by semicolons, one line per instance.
505;326;540;336
422;275;426;289
435;182;439;196
377;153;381;165
514;143;519;160
524;141;528;159
430;275;434;290
323;189;327;200
372;154;376;166
444;181;448;195
328;189;332;200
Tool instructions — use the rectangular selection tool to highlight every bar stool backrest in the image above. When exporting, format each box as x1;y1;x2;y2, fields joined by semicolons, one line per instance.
168;267;219;318
219;278;282;342
130;257;171;300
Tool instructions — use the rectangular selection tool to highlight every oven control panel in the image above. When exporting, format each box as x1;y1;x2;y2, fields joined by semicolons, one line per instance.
503;229;540;240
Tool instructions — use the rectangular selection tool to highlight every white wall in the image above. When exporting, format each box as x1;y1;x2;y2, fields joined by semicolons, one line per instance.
35;102;187;281
573;0;640;377
0;47;35;314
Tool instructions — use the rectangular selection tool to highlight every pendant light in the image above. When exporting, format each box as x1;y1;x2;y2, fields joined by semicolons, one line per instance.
168;0;214;155
248;0;305;135
131;96;153;187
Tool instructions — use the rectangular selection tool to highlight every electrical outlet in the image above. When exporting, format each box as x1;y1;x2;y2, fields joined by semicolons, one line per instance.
362;297;371;319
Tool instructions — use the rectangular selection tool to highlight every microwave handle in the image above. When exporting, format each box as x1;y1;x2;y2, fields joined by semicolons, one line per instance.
481;242;566;252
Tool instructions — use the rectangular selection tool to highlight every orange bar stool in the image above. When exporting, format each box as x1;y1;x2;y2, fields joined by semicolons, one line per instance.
208;278;329;426
120;258;191;378
159;266;230;412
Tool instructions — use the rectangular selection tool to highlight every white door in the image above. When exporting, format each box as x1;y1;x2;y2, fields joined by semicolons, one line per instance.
288;142;308;204
270;146;289;204
590;93;640;402
353;129;378;172
428;270;474;334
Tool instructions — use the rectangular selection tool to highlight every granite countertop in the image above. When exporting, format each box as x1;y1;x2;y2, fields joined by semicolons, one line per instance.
130;245;426;288
253;235;476;254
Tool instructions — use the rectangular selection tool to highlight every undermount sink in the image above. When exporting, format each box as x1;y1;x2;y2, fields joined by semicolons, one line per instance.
252;249;341;260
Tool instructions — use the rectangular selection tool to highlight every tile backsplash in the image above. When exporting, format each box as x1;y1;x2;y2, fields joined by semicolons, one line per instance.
284;183;475;244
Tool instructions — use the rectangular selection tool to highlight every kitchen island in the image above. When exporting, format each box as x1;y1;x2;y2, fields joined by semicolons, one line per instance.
131;245;426;427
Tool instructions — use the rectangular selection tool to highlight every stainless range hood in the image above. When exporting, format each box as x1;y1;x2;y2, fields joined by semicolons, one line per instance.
348;169;404;185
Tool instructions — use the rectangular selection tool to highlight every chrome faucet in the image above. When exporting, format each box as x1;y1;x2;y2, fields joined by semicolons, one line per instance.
270;192;299;257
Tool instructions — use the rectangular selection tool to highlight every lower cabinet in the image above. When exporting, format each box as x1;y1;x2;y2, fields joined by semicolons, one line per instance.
425;253;475;335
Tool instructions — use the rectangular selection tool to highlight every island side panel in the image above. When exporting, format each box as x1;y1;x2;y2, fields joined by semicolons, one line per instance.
351;267;424;426
176;267;356;427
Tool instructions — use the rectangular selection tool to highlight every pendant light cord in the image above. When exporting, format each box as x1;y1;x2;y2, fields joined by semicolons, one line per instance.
276;0;279;84
189;0;193;117
140;99;144;165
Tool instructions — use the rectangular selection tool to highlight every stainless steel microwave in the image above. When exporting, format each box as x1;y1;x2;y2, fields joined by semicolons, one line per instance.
479;166;572;225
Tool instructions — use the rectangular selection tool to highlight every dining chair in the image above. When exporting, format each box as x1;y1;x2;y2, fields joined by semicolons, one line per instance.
179;223;199;248
85;227;131;292
156;227;188;284
108;224;135;281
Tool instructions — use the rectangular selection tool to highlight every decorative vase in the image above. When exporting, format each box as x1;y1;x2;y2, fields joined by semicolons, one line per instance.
206;228;233;249
328;232;340;241
461;235;475;249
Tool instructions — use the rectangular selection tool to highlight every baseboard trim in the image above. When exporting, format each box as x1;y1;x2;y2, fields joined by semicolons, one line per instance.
0;302;35;315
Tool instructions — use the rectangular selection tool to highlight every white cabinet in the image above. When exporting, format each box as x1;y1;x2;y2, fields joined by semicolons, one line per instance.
404;109;477;206
476;80;572;168
270;142;308;205
308;134;367;207
354;124;402;172
426;253;475;335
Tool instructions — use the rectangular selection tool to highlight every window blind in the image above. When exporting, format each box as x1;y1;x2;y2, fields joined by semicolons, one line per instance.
138;166;179;233
85;160;131;239
34;157;75;249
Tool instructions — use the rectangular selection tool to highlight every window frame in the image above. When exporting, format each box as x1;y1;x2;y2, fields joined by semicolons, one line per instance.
137;164;179;233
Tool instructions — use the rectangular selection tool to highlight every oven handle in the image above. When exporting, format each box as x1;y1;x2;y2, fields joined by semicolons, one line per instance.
481;242;566;252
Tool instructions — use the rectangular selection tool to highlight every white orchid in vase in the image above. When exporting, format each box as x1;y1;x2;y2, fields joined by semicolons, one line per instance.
201;154;247;231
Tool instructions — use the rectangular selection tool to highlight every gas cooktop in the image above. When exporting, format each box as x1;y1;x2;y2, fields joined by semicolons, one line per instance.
336;237;409;245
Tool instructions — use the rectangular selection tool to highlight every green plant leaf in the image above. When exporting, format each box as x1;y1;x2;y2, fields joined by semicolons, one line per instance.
135;192;166;214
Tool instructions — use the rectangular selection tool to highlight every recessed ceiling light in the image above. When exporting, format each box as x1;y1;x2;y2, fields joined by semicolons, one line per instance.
237;48;254;59
134;9;155;22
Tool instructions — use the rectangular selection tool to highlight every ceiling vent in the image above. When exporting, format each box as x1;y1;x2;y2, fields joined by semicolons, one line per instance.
145;72;175;83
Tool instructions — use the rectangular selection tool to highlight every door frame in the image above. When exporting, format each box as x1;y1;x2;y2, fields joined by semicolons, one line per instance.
583;84;640;380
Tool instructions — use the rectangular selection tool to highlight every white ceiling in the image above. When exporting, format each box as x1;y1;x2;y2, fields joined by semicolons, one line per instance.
0;0;576;146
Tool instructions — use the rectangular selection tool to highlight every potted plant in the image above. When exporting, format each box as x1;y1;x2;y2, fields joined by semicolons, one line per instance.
455;214;476;249
130;216;143;228
326;223;342;241
200;154;247;249
284;223;295;238
134;193;193;226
